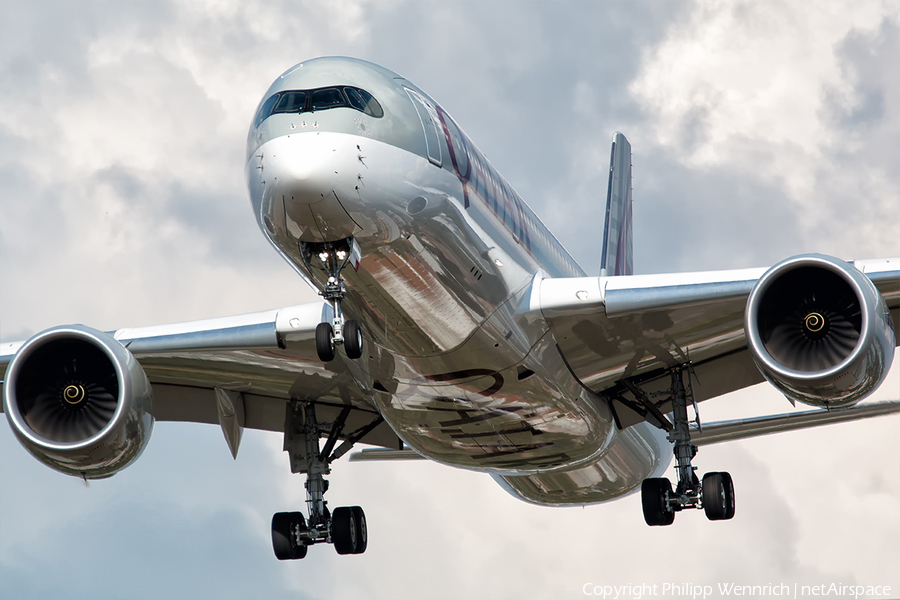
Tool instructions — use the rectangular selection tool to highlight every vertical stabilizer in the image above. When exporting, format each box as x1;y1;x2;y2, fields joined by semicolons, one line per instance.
600;132;633;277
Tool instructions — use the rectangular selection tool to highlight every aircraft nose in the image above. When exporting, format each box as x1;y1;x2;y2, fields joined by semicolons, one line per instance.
256;133;361;243
263;134;340;206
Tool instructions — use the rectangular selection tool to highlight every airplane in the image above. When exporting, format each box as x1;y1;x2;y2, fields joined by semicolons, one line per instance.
1;56;898;560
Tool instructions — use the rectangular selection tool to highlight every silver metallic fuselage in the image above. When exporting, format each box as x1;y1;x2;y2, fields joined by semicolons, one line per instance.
246;57;669;503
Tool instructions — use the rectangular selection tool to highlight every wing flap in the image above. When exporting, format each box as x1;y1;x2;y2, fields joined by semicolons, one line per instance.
151;383;400;449
543;271;763;393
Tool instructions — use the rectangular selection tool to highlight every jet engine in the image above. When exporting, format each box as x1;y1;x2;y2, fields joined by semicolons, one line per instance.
745;254;895;408
2;325;154;479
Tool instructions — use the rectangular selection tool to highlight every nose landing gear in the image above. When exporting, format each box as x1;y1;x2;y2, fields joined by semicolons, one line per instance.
638;366;736;526
301;238;364;362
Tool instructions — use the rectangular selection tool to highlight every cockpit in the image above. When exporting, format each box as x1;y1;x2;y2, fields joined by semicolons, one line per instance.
246;58;437;167
254;86;384;127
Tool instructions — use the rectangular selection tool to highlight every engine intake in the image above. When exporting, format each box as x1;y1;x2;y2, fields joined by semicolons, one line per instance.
3;325;154;479
745;254;895;408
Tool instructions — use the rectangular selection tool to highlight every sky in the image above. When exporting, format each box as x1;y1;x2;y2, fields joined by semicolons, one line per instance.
1;0;899;598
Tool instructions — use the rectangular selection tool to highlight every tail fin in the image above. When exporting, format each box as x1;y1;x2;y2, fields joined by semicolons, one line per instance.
599;132;633;277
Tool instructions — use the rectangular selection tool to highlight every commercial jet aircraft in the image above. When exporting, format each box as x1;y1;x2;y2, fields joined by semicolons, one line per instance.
2;57;898;560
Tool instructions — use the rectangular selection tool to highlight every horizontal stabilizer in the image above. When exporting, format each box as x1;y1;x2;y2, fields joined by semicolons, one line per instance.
692;400;900;446
349;448;425;461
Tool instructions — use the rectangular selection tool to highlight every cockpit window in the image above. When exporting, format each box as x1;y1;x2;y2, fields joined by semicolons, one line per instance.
273;91;307;114
255;86;383;127
311;88;346;110
344;87;384;118
255;94;280;127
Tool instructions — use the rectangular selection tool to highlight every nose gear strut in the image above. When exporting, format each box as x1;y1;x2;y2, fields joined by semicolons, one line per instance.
299;238;364;362
638;365;735;525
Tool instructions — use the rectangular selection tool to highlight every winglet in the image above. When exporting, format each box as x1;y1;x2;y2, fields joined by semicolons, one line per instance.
600;132;634;277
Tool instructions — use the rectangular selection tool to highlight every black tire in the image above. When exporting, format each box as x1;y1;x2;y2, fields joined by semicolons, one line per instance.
350;506;367;554
332;507;357;555
721;472;735;519
641;478;675;526
344;320;363;359
703;471;736;521
316;322;335;362
272;512;308;560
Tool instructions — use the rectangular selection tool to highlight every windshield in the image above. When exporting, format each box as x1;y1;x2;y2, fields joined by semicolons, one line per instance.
255;86;383;127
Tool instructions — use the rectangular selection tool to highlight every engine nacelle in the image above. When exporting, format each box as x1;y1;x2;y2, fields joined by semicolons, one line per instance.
2;325;154;479
745;254;895;408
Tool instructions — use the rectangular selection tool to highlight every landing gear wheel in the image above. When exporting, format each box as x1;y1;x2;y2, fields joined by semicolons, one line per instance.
332;507;357;555
272;512;308;560
641;478;675;526
722;472;735;519
344;320;363;359
350;506;367;554
316;322;335;362
702;471;735;521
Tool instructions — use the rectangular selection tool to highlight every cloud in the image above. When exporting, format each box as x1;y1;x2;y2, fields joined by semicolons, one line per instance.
1;1;898;598
626;1;900;268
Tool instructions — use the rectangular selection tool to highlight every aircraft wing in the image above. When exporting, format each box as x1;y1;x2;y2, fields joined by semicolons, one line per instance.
534;257;900;429
2;260;896;454
0;301;403;457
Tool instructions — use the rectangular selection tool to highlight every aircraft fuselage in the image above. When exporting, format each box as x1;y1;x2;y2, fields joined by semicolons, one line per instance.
244;57;670;503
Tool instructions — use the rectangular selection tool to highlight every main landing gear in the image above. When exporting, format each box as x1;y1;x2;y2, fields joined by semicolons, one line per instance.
639;366;735;526
300;238;364;363
272;402;383;560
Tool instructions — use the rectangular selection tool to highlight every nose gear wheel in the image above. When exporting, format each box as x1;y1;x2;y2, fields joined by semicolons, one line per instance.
300;238;365;363
315;322;335;362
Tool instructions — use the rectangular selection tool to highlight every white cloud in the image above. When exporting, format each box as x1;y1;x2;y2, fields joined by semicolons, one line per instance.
631;1;888;158
1;1;898;598
622;1;900;269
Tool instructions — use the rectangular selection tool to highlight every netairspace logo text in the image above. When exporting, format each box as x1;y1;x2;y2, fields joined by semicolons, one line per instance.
581;582;893;599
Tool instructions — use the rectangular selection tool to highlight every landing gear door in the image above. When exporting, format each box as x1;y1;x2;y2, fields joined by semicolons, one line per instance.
405;88;443;167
